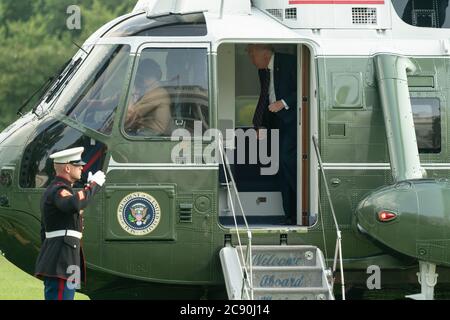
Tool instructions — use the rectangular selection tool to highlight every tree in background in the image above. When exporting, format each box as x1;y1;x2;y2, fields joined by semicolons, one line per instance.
0;0;137;130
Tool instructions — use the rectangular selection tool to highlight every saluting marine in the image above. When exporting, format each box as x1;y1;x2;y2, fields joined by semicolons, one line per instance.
34;147;106;300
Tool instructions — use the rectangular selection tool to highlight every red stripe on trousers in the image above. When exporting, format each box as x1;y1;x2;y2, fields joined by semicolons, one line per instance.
58;278;65;300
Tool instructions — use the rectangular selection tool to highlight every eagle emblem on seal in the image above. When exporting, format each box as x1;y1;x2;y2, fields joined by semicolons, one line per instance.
128;203;149;226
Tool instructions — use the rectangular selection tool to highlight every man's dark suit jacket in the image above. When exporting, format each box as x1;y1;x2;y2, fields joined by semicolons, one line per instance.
262;52;297;152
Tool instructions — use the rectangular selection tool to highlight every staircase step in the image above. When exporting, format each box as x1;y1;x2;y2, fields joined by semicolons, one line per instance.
222;245;334;300
236;245;318;267
237;245;318;252
253;287;331;300
252;266;323;271
251;266;323;288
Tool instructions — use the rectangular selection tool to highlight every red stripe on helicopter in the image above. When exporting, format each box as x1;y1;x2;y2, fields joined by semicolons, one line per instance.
82;148;104;173
289;0;384;4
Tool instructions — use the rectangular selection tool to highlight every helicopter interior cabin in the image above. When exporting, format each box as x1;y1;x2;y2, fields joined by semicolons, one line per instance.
216;43;316;228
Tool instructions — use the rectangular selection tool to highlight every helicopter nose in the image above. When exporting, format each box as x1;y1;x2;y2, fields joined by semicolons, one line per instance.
355;179;450;265
356;182;411;242
0;143;42;274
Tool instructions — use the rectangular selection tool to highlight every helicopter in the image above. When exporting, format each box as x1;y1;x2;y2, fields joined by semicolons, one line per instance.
1;0;450;300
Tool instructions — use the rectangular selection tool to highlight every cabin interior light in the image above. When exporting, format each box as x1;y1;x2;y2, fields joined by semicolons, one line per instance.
378;210;397;222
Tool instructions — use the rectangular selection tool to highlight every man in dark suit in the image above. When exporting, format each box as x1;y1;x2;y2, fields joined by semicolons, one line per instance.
247;44;298;224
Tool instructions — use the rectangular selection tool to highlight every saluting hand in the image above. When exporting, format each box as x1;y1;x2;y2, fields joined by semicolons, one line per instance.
88;171;106;187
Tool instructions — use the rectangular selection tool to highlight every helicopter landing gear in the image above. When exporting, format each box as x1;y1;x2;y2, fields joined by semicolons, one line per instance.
406;261;438;300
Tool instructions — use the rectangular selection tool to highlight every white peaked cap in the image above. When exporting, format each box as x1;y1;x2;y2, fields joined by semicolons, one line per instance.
50;147;86;165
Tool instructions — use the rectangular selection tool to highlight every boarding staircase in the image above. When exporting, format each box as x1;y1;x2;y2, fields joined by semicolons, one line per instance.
220;245;334;300
217;135;344;300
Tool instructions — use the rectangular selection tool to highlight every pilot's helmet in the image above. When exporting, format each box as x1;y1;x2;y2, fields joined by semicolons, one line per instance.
50;147;86;166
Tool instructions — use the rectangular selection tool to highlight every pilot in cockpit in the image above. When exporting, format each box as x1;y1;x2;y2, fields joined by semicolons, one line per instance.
124;58;172;136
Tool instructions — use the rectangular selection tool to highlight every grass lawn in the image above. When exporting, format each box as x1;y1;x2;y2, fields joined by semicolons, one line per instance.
0;255;89;300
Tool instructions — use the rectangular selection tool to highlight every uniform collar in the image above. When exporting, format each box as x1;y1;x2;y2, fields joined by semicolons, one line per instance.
55;175;73;186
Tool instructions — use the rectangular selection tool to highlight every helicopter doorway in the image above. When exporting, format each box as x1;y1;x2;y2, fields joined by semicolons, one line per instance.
217;43;312;228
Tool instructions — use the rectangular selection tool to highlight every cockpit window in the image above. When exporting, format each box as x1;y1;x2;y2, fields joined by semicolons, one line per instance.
104;12;207;37
123;47;209;137
53;44;131;135
393;0;450;28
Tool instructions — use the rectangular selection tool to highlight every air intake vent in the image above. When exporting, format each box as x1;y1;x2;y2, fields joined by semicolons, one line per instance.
266;8;283;21
179;203;193;223
352;7;377;25
285;8;297;20
328;123;346;137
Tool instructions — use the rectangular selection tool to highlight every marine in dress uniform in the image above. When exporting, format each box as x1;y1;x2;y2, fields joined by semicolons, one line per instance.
34;147;106;300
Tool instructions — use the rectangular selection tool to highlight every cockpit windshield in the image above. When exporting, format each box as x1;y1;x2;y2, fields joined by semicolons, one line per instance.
51;44;131;135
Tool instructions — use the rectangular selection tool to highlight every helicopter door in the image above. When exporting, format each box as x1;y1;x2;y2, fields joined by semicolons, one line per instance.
300;45;311;225
217;43;312;226
104;43;216;242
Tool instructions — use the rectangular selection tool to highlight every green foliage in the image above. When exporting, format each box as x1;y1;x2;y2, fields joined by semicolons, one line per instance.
0;0;136;131
0;0;33;25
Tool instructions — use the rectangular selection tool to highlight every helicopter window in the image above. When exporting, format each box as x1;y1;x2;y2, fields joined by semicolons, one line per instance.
104;12;207;37
53;45;131;135
20;121;106;189
411;98;441;153
393;0;450;28
124;47;209;137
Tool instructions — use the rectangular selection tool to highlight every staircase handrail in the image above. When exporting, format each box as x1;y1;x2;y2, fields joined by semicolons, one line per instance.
312;135;346;300
218;135;254;300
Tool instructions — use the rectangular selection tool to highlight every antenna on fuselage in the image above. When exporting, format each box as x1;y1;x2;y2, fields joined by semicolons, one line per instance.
72;41;88;55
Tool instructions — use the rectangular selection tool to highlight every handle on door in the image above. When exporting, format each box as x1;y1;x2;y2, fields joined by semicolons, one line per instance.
330;178;341;187
256;197;267;205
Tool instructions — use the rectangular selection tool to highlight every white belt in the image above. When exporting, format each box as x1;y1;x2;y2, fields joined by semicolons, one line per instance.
45;230;82;239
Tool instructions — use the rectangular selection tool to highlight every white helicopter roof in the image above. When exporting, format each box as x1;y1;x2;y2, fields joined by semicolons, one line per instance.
83;0;450;58
130;0;304;47
133;0;251;16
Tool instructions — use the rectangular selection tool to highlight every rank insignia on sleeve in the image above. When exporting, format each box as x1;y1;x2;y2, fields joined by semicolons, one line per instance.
77;191;85;201
59;189;72;198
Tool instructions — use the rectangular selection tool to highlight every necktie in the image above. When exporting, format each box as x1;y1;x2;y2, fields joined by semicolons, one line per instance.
253;68;270;128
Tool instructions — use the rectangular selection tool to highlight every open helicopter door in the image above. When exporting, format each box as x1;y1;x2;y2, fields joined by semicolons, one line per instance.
216;42;317;228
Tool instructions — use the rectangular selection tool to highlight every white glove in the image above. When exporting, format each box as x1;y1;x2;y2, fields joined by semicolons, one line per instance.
88;171;106;187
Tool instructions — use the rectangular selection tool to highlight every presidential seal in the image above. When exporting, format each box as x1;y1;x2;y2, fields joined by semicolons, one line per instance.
117;192;161;235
